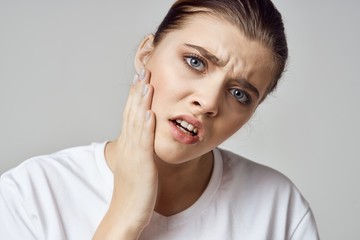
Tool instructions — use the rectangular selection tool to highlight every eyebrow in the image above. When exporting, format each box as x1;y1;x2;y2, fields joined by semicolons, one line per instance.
235;79;260;100
184;43;225;67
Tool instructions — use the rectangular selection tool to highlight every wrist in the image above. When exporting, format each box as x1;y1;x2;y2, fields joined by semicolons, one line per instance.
93;203;151;240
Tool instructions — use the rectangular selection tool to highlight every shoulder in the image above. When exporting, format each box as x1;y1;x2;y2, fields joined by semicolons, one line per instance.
215;148;318;238
218;147;293;186
216;147;310;209
0;142;109;239
0;142;105;192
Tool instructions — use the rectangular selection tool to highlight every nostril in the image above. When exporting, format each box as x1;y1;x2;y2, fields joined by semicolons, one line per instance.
206;111;216;117
191;99;218;117
193;101;201;106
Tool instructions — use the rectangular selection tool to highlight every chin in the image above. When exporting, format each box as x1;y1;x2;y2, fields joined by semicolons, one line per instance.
153;139;192;165
153;142;184;164
153;138;212;166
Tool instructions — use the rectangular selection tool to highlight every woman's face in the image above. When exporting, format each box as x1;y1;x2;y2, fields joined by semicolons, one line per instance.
138;14;275;164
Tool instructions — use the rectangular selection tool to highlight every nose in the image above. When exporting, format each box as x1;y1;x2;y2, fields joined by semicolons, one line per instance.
190;82;223;117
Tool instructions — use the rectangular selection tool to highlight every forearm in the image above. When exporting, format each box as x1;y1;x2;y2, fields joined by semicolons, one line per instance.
93;69;156;240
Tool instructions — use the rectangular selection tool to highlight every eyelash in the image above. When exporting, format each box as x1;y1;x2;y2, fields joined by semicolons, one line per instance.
183;54;207;73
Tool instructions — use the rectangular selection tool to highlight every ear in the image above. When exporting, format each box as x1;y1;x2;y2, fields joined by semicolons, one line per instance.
134;34;154;73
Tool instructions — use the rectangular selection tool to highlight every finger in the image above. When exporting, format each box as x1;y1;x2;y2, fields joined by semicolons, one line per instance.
137;81;154;134
122;69;147;135
130;72;153;137
128;70;152;137
140;110;156;153
121;74;138;134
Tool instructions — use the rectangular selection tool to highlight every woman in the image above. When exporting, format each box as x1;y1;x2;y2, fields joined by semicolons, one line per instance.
0;0;319;239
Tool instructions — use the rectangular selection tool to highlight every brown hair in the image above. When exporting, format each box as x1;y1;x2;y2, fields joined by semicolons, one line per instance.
153;0;288;95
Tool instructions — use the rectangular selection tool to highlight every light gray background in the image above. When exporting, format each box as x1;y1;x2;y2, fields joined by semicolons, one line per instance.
1;1;359;239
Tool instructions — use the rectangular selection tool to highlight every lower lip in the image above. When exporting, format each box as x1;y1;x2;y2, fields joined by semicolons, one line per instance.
168;121;200;144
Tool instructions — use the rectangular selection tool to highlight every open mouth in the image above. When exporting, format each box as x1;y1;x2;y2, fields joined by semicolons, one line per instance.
172;119;199;136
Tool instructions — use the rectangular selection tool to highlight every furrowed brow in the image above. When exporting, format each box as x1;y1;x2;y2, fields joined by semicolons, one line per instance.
184;43;260;100
184;43;224;67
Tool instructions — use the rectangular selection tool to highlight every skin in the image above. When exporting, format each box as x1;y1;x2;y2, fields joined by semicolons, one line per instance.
93;14;275;240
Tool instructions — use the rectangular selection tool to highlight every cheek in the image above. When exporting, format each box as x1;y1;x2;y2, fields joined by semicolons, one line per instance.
148;67;175;114
214;109;254;141
218;120;242;138
147;62;187;110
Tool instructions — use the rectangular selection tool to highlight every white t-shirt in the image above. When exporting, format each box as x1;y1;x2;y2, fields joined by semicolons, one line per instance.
0;142;319;239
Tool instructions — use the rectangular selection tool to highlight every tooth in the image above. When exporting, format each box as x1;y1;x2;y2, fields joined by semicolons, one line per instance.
180;121;189;128
176;119;181;124
193;128;198;134
187;124;194;131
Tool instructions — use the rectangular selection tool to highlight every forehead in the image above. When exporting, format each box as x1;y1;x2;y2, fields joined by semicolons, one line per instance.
158;14;271;59
153;14;275;98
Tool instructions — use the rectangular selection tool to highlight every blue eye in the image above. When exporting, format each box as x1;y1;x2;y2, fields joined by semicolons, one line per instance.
229;88;251;104
184;55;206;72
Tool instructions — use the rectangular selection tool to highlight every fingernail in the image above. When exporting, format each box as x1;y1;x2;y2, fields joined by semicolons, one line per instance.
142;84;148;96
132;74;139;85
139;68;146;80
145;111;151;121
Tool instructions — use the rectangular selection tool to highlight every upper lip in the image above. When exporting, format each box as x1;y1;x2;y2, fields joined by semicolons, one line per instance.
170;114;204;137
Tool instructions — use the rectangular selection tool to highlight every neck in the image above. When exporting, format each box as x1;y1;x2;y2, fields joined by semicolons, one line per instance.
104;141;214;217
154;151;214;216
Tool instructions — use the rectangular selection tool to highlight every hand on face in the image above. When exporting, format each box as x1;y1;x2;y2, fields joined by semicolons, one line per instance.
94;69;157;239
